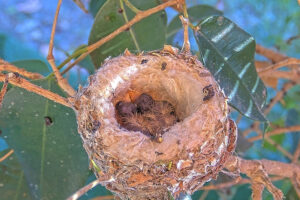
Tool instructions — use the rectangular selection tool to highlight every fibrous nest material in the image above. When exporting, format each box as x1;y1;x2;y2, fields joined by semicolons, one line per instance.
73;46;237;200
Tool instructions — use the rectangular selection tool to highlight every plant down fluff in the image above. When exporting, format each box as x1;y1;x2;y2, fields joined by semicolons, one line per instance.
73;46;237;200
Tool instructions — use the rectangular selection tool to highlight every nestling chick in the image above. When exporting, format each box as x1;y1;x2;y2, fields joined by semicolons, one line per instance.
134;93;154;113
115;101;137;117
115;93;179;142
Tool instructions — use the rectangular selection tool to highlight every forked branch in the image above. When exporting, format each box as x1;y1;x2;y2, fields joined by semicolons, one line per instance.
47;0;76;97
224;156;300;200
0;73;71;108
62;0;180;74
0;59;44;80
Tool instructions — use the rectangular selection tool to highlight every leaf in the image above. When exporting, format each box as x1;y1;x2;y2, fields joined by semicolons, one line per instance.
166;5;222;44
0;77;90;200
73;45;95;74
286;186;299;200
12;60;50;76
89;0;107;18
263;134;285;152
88;0;167;68
0;150;34;200
194;16;267;121
263;119;285;152
232;184;252;200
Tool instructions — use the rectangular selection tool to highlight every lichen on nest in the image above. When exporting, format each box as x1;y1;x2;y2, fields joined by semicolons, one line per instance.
73;46;237;200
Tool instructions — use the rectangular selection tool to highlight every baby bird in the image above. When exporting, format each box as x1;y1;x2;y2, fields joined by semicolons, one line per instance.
115;93;179;142
134;93;154;113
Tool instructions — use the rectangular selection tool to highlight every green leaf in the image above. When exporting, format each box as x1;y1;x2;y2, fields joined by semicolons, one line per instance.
12;60;50;76
286;186;299;200
89;0;107;18
194;16;267;121
0;150;34;200
166;5;222;44
88;0;167;68
0;78;90;200
232;184;252;200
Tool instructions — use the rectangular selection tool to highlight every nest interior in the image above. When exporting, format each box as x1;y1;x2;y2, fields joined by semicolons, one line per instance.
74;48;237;199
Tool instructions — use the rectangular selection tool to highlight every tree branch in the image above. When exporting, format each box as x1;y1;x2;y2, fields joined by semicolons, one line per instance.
0;73;71;108
64;0;179;74
248;125;300;142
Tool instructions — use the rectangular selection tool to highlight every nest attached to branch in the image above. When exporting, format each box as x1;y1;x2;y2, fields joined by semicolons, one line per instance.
73;46;237;200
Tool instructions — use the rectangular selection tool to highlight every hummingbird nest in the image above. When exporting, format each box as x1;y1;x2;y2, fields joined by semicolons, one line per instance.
73;46;237;200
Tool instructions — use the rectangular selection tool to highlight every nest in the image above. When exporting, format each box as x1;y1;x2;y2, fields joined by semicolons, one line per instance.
73;46;237;200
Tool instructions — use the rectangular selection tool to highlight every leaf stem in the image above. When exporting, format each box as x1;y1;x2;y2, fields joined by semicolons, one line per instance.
47;46;88;77
0;73;71;108
120;0;141;52
123;0;141;13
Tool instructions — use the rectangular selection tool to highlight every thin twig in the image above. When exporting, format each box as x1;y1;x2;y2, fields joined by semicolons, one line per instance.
0;75;8;110
65;0;179;73
180;1;190;53
293;142;300;163
260;70;299;82
199;176;283;191
47;0;76;96
0;73;71;108
0;63;44;80
243;81;296;138
255;44;287;63
286;35;300;44
235;114;243;125
264;81;296;115
179;16;190;53
61;51;90;75
0;149;14;162
67;179;101;200
291;173;300;198
72;0;88;13
248;125;300;142
264;137;293;160
258;58;300;75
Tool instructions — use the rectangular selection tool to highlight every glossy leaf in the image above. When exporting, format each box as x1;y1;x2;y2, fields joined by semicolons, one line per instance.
0;78;90;200
88;0;167;68
12;60;50;76
194;16;267;121
0;150;33;200
89;0;107;17
166;5;222;44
